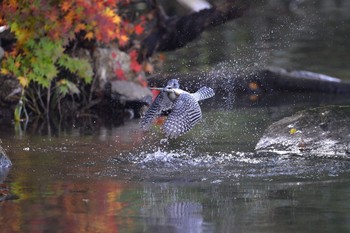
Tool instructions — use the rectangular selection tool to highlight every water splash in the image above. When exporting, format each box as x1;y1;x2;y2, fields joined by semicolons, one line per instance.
126;148;262;168
109;145;350;184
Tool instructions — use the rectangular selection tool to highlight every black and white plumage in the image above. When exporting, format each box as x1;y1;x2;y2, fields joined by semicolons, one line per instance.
141;79;215;138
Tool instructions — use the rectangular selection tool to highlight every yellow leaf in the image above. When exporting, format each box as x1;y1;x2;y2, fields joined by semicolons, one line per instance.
14;28;32;46
74;23;86;33
113;15;122;25
84;31;94;40
119;34;129;45
289;128;297;135
104;8;115;18
107;29;115;38
58;79;67;85
104;8;121;24
18;76;29;87
0;68;9;75
91;20;97;27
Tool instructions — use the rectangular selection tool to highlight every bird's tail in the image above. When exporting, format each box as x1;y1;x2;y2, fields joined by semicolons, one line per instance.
192;86;215;101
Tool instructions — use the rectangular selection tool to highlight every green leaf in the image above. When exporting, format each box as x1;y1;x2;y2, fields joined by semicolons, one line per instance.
56;79;80;97
14;102;23;122
57;55;93;84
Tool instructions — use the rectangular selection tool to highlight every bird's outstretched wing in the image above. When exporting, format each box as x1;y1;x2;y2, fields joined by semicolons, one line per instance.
191;86;215;101
141;91;173;129
163;93;202;138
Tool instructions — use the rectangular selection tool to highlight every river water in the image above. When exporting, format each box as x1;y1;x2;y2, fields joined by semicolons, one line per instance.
2;1;350;233
2;92;350;233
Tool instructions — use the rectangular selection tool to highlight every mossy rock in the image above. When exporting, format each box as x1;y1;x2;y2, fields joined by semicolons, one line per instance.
256;105;350;159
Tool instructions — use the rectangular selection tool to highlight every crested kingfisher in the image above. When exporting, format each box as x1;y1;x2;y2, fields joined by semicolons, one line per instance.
141;79;215;138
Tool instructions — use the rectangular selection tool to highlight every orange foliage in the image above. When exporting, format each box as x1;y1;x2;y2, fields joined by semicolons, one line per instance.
1;0;150;81
134;24;144;35
0;0;148;52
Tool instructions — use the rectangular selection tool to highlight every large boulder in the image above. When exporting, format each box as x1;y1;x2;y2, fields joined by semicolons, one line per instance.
0;75;22;106
110;80;152;103
255;106;350;159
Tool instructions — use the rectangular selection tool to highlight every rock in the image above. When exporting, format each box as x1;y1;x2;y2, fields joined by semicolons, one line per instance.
0;144;11;168
255;106;350;159
110;80;152;102
105;80;152;118
0;75;22;105
148;66;350;95
93;45;147;91
94;46;118;91
259;67;350;93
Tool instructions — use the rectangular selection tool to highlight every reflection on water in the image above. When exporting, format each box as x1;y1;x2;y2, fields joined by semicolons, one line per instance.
2;166;350;233
1;179;128;233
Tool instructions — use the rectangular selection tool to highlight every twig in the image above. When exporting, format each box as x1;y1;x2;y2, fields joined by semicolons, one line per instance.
46;83;51;120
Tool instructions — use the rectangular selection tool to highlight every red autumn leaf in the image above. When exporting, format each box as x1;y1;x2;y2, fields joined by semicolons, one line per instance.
129;50;138;59
129;50;142;72
111;52;117;59
103;0;116;6
130;59;142;73
114;68;127;80
134;23;144;35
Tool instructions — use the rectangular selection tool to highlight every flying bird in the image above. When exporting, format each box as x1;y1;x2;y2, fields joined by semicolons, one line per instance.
141;79;215;138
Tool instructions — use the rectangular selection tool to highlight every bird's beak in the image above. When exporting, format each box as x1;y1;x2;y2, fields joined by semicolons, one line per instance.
150;87;165;91
150;87;173;93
